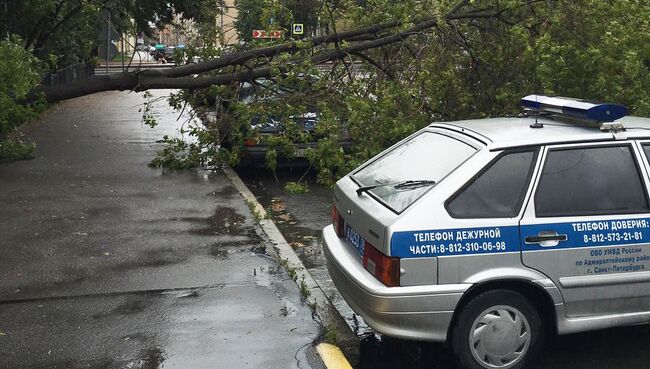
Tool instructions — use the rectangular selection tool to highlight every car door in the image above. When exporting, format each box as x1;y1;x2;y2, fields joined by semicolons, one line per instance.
520;141;650;318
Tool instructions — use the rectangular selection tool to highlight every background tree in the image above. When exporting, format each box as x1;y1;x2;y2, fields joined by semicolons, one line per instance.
0;0;216;158
0;0;219;68
0;36;43;160
234;0;266;43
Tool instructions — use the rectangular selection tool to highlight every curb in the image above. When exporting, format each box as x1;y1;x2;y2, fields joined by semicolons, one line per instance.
316;343;354;369
222;167;359;367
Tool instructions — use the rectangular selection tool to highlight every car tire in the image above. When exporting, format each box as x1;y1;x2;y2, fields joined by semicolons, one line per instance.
451;289;544;369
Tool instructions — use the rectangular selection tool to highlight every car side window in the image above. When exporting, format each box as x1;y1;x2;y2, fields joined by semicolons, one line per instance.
447;150;536;218
535;145;649;217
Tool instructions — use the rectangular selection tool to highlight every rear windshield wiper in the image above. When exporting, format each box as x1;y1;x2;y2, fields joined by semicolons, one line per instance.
356;180;436;196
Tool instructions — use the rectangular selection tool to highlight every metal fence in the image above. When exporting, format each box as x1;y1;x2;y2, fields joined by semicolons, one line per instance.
42;62;95;87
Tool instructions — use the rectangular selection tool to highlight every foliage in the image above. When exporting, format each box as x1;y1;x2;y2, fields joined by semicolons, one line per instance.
285;181;309;194
5;0;650;186
148;125;225;170
0;1;218;159
299;275;311;299
150;0;650;186
235;0;323;42
532;1;650;115
0;135;37;162
244;198;266;221
0;0;218;69
234;0;267;43
323;323;338;344
0;36;43;143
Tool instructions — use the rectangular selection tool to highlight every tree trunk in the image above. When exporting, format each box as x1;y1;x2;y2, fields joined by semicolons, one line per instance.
38;1;505;103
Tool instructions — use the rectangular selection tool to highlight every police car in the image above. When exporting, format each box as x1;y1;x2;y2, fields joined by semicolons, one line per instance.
322;95;650;369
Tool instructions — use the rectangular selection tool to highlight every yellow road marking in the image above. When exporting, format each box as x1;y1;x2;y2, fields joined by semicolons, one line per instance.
316;343;353;369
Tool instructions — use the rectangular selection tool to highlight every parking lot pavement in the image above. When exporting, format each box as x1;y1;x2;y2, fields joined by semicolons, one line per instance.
237;166;650;369
0;91;321;369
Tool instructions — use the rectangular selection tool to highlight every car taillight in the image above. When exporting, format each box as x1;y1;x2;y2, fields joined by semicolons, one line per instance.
244;137;258;147
363;243;400;287
332;206;344;237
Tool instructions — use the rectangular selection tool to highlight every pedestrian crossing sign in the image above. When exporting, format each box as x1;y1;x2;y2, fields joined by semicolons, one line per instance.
292;24;304;35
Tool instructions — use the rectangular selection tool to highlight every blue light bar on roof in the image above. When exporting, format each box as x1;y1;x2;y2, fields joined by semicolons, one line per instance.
521;95;628;122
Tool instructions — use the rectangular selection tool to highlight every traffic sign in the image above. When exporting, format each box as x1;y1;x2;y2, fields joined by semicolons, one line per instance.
252;30;284;39
292;24;304;35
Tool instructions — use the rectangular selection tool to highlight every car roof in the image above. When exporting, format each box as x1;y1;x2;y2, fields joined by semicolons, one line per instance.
430;115;650;150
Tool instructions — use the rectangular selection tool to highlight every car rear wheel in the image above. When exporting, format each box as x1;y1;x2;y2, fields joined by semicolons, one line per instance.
451;290;544;369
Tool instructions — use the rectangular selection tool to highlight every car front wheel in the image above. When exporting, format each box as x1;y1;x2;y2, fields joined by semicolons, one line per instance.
451;289;544;369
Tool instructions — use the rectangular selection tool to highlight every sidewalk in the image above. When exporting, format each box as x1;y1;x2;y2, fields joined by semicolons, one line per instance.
0;91;321;369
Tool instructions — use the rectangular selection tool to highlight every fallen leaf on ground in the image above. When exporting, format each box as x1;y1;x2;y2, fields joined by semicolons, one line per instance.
276;214;292;222
271;200;287;212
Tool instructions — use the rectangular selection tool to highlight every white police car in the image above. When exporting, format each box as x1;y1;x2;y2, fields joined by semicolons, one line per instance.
322;95;650;369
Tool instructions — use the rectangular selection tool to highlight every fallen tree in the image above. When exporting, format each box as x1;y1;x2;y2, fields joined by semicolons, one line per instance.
10;0;650;186
41;1;511;103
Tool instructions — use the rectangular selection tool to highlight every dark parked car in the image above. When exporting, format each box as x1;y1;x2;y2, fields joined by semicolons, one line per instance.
234;81;352;166
201;79;351;166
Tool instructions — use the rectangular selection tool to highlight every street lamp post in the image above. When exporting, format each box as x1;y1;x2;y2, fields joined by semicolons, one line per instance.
106;11;111;75
220;5;225;45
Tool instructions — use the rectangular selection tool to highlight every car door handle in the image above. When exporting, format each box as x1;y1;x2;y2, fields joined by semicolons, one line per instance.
525;232;567;246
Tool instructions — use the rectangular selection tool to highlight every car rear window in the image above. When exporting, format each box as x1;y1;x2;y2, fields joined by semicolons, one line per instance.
352;131;478;213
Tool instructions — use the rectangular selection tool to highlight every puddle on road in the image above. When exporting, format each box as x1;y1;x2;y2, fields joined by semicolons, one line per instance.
357;334;457;369
109;248;187;273
92;295;158;319
184;206;247;236
206;185;238;198
184;205;268;261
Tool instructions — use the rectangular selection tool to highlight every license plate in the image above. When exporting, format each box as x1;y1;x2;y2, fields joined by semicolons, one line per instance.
345;224;365;257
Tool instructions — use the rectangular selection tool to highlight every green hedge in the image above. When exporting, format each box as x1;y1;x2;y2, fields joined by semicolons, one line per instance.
0;36;41;139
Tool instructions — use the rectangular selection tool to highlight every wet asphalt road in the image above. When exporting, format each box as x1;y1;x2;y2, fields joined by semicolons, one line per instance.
0;91;321;369
238;166;650;369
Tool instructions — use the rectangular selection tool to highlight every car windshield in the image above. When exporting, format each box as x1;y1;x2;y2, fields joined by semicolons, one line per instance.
352;131;478;212
239;80;319;132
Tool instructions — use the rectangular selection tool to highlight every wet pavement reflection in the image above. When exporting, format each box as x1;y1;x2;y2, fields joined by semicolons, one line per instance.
0;91;321;369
